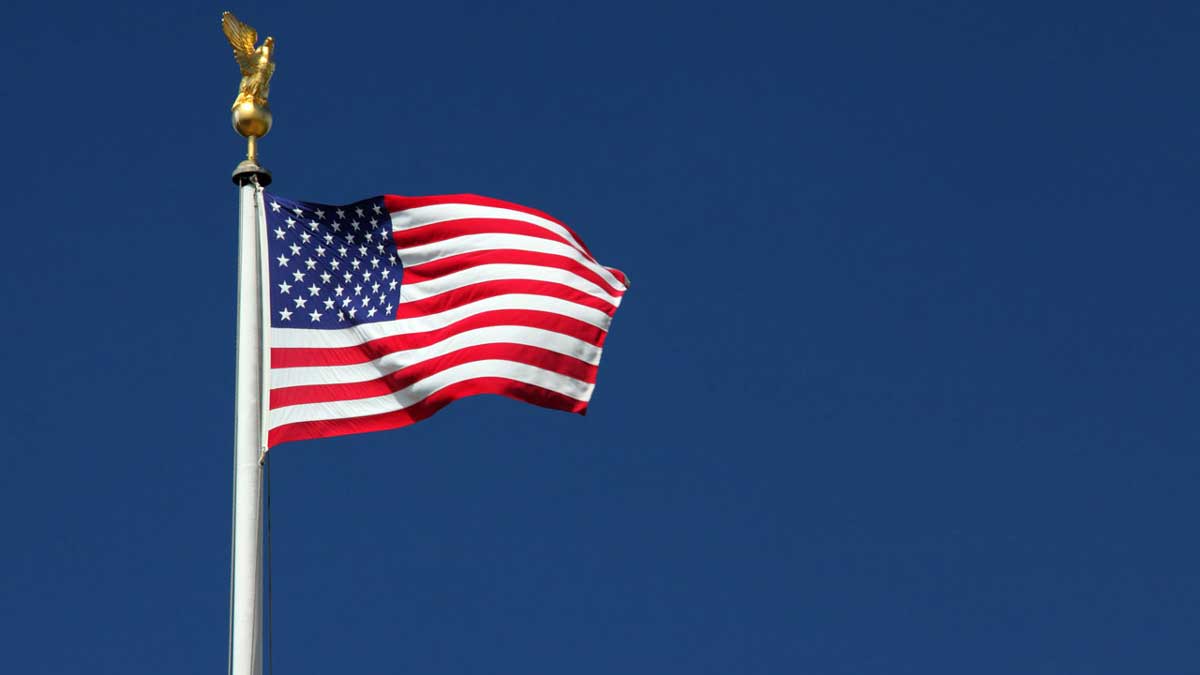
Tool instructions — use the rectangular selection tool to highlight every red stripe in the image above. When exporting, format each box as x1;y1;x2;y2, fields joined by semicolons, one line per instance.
384;193;598;260
394;279;618;319
272;309;606;368
268;379;587;447
404;249;626;298
607;267;629;287
271;343;596;409
392;217;581;252
385;194;568;227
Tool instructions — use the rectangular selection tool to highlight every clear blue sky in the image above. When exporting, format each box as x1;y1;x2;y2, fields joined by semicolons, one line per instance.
3;1;1198;673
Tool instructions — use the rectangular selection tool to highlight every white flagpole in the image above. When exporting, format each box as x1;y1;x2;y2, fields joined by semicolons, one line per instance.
230;158;271;675
222;14;277;674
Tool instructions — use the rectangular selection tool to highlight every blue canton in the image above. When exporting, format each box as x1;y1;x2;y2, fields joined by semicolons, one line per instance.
263;193;402;329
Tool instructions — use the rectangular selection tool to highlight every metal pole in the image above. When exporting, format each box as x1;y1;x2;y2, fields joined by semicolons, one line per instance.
222;14;277;674
230;162;271;675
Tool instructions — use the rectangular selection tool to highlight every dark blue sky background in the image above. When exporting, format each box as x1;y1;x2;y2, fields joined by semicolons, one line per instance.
3;1;1199;673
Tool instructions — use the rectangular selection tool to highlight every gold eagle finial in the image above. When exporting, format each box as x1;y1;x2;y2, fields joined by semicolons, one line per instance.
222;12;275;110
222;11;275;165
223;10;274;110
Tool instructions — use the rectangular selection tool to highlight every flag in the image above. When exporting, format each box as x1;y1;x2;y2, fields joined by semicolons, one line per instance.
260;192;629;447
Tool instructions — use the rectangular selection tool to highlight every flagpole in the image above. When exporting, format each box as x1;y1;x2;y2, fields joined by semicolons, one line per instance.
222;12;277;675
230;155;271;675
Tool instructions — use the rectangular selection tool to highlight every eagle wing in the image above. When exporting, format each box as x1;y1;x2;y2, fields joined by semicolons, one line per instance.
222;12;259;75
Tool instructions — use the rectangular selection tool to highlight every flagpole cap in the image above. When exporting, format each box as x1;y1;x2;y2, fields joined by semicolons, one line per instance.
232;159;272;186
232;101;273;139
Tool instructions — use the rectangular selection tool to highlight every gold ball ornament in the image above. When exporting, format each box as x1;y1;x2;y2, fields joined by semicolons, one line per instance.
232;101;272;138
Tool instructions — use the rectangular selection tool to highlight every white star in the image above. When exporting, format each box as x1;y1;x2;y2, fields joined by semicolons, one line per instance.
292;270;305;282
342;297;352;307
351;221;361;231
354;284;363;296
378;294;386;305
337;310;345;321
274;227;286;240
351;259;361;270
348;307;357;318
279;308;292;321
320;271;332;284
285;217;296;229
370;257;380;268
385;303;393;314
270;201;281;212
371;282;381;293
323;297;335;310
324;234;334;245
330;259;341;270
358;245;368;257
372;203;382;214
336;209;346;219
376;243;385;254
343;271;353;282
315;209;325;219
300;232;312;244
289;243;301;255
292;207;303;216
362;270;372;281
315;246;327;257
334;285;344;296
331;222;341;232
293;296;307;308
338;246;349;257
276;255;289;267
367;307;378;317
309;310;323;322
388;279;398;290
355;207;365;217
346;233;356;244
277;281;292;294
361;296;371;307
305;258;317;270
309;220;320;231
308;284;321;296
381;268;390;279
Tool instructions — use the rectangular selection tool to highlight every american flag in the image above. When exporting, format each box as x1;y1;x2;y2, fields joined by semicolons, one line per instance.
261;192;629;447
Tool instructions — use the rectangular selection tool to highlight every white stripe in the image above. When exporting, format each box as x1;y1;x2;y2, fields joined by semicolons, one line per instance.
268;360;594;428
391;203;595;262
271;326;602;388
271;294;611;349
400;263;619;306
398;232;626;292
